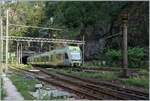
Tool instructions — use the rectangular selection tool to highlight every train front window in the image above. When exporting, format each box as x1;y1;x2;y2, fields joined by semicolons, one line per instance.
70;52;81;60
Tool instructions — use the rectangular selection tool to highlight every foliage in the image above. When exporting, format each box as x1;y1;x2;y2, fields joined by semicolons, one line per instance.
44;1;129;37
1;2;46;37
105;47;146;68
105;49;121;66
84;60;107;67
1;1;47;52
128;48;145;68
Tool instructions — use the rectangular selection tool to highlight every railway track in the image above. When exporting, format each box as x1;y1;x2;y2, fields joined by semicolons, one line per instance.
51;69;148;97
10;67;149;100
32;64;138;72
36;67;149;100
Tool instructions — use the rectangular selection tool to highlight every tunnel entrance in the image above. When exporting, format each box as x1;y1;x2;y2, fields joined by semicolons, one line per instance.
22;56;29;64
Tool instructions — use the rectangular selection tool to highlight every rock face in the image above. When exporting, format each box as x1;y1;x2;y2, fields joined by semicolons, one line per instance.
85;39;106;60
79;2;148;60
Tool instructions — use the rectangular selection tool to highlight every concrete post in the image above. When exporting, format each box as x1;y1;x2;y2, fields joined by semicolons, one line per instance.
122;12;129;77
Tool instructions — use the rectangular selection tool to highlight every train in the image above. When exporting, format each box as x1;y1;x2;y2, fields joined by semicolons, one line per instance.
27;45;82;66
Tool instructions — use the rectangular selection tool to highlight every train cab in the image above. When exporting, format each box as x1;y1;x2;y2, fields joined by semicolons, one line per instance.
67;46;82;66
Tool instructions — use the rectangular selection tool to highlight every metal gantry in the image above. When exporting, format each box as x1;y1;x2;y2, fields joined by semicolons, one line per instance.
2;36;85;45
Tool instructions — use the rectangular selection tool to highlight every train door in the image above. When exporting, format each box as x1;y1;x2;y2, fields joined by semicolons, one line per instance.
63;52;70;66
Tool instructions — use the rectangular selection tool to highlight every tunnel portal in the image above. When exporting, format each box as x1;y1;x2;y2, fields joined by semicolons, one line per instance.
17;51;35;64
22;56;29;64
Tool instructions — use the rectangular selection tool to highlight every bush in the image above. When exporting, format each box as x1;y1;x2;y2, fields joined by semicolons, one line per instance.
105;49;121;67
105;48;146;68
128;48;145;68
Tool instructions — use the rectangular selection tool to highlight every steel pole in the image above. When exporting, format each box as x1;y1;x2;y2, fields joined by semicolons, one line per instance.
5;10;9;73
18;44;20;64
82;35;85;65
1;18;3;73
17;42;19;64
20;43;22;64
0;18;3;75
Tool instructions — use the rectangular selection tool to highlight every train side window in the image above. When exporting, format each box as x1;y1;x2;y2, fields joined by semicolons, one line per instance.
65;53;68;59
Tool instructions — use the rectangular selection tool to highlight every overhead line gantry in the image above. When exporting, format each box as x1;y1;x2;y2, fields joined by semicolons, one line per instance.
2;36;85;45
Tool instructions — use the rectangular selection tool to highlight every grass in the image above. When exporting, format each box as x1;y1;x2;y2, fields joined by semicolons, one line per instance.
76;71;118;80
1;89;7;100
1;79;7;100
54;68;118;80
9;64;32;70
83;61;121;69
121;69;149;89
9;73;38;100
121;76;149;89
138;69;149;76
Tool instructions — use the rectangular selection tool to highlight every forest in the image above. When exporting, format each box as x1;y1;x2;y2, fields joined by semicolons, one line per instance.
1;1;149;68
